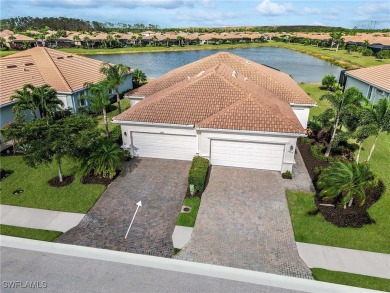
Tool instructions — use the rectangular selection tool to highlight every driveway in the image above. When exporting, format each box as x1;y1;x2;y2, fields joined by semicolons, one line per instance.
57;158;190;258
175;166;313;279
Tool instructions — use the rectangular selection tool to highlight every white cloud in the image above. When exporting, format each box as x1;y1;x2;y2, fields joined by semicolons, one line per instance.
303;7;320;15
176;9;240;26
356;1;389;15
256;0;292;16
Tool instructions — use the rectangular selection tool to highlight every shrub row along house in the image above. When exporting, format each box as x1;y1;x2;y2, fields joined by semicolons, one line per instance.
114;52;316;173
0;47;133;141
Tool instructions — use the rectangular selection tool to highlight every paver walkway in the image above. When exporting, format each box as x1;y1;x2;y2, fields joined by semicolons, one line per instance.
175;166;313;279
0;204;85;232
57;158;190;258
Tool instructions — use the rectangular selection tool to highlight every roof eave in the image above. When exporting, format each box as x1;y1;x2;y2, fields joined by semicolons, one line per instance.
195;127;306;137
345;74;390;93
111;120;195;129
289;102;317;107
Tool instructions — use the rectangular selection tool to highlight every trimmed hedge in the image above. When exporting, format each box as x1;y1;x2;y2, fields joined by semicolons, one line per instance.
188;156;209;193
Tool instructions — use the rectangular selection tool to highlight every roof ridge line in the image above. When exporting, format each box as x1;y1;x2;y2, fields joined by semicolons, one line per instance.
42;48;73;92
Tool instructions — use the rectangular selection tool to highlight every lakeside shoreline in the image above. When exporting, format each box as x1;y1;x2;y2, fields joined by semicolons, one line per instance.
2;42;389;69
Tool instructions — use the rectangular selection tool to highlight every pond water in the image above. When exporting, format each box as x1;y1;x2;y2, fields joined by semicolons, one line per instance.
88;47;342;83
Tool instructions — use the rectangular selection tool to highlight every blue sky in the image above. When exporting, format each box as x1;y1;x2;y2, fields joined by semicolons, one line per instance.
1;0;389;29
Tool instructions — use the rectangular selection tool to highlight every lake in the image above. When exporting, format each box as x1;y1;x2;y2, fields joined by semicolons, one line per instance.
88;47;342;83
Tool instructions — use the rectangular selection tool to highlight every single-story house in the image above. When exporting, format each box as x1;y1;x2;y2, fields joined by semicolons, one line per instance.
343;64;390;104
0;47;133;140
113;52;316;173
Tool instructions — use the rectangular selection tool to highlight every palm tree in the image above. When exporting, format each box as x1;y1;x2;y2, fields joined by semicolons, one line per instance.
320;87;366;157
131;35;136;46
83;139;124;179
0;37;6;48
10;84;39;119
73;35;80;47
83;36;91;48
132;69;147;87
82;81;111;137
363;98;390;162
353;124;377;163
164;37;170;47
330;32;344;52
137;34;143;46
32;84;63;118
152;35;158;46
363;39;370;48
317;161;375;209
8;35;16;48
100;63;130;114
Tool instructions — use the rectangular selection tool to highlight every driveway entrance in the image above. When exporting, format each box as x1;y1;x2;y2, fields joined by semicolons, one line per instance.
175;166;313;279
57;158;190;258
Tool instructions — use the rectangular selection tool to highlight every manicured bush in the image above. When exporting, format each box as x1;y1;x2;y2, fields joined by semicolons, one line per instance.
321;74;337;90
377;50;390;59
188;156;209;193
362;48;373;56
282;170;292;179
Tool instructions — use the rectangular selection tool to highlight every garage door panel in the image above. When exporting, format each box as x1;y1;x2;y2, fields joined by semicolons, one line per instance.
132;132;196;161
211;140;284;171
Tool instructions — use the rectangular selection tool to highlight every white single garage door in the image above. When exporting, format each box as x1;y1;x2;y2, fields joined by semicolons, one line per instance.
132;132;196;161
211;140;284;171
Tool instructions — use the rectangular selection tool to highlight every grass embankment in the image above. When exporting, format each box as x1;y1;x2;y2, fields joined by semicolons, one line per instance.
0;224;62;242
2;41;389;69
0;156;106;213
287;84;390;254
312;268;390;292
176;197;201;227
299;83;329;119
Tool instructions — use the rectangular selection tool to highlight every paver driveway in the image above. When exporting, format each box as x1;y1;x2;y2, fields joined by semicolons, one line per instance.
57;158;190;258
175;166;313;279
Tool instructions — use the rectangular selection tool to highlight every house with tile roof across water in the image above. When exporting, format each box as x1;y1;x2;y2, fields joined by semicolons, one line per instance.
0;47;133;141
342;64;390;104
114;52;316;173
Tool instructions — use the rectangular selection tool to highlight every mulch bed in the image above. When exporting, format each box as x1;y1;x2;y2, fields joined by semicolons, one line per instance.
48;175;75;187
297;139;329;182
81;171;120;186
314;181;384;228
297;138;384;228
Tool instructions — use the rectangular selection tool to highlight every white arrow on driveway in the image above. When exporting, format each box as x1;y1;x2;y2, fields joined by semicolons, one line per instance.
125;201;142;239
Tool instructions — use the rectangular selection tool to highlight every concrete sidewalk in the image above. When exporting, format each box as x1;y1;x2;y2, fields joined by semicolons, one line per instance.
297;242;390;279
0;205;85;233
172;226;193;249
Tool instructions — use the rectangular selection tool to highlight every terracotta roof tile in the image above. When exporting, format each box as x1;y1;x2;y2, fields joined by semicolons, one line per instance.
115;60;305;134
126;52;314;105
346;64;390;92
1;47;107;105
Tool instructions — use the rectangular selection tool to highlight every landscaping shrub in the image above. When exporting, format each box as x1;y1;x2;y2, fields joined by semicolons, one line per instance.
377;50;390;59
188;156;209;193
282;170;292;179
110;125;123;145
321;74;337;90
362;48;373;56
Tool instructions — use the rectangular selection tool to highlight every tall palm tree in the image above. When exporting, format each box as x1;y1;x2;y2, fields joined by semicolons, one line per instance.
82;81;111;137
363;98;390;162
8;35;16;48
73;35;80;47
83;139;124;179
317;161;375;209
100;63;130;114
83;36;91;48
320;87;366;157
0;37;6;48
137;34;143;46
32;84;63;118
11;84;38;119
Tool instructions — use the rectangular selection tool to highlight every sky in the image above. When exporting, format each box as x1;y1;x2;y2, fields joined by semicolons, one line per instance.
0;0;389;29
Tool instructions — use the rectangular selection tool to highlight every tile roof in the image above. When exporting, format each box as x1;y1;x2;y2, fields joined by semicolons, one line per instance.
115;61;305;135
0;56;46;106
126;52;314;105
345;64;390;92
1;47;107;105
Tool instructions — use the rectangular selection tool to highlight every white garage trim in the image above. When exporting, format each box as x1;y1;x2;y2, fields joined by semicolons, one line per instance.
210;139;285;171
131;132;196;161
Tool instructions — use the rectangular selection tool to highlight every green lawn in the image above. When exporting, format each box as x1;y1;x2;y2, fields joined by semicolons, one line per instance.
176;197;201;227
0;156;106;213
0;224;62;242
312;268;390;292
299;83;329;119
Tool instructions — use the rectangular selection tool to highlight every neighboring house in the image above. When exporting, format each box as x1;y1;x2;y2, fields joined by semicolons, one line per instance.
0;47;133;139
114;52;316;173
343;64;390;104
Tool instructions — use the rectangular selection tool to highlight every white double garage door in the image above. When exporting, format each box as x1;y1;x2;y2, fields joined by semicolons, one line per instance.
131;132;284;171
